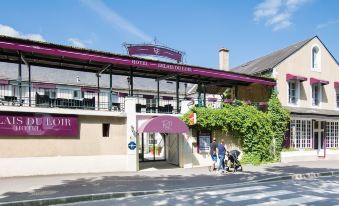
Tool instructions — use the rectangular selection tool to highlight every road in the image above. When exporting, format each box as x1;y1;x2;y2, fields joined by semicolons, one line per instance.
61;175;339;206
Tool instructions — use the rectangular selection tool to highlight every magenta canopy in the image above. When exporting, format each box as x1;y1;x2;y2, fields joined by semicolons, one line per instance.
286;74;307;82
0;79;9;85
335;82;339;88
32;82;56;89
310;78;329;85
81;87;99;93
138;115;189;134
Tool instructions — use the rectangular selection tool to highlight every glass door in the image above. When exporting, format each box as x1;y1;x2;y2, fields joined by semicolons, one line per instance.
139;133;166;162
313;120;325;157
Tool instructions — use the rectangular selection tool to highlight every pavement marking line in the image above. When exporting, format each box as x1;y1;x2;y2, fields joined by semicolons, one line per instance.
201;186;268;196
247;195;326;206
225;190;293;202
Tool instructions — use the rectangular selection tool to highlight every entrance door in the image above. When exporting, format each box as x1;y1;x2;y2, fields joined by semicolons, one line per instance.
139;133;166;162
313;120;325;157
167;134;179;165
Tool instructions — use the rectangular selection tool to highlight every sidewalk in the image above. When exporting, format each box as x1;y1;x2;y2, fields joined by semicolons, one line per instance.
0;160;339;205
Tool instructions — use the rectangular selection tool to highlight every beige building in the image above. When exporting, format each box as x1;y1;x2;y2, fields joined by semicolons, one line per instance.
232;36;339;162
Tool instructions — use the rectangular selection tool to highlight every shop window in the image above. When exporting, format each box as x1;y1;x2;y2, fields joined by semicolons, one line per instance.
326;121;339;148
290;119;312;148
102;123;110;137
44;89;56;98
312;84;321;106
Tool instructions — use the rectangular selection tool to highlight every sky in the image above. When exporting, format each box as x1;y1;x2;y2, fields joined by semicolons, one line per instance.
0;0;338;69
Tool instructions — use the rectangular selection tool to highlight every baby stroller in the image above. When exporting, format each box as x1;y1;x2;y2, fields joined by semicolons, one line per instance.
226;150;243;173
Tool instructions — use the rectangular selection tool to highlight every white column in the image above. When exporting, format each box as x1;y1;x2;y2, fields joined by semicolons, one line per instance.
125;97;138;171
179;129;193;168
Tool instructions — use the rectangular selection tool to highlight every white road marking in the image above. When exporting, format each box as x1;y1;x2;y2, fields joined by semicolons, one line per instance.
226;190;293;202
201;185;268;195
248;195;326;206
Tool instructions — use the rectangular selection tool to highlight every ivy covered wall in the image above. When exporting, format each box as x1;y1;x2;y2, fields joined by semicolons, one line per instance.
182;92;290;164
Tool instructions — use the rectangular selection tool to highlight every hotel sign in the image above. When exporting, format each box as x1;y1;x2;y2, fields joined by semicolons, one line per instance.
0;114;78;137
126;45;183;63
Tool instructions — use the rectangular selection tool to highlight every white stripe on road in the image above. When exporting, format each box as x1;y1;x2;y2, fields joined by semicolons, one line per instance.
248;195;326;206
226;190;293;202
201;186;268;196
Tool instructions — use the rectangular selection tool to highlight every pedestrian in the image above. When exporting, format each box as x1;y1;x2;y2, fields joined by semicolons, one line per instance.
208;138;218;172
216;139;227;174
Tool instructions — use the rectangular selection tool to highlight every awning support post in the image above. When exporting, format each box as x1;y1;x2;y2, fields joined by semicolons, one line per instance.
18;54;22;105
130;69;134;96
157;78;160;112
203;83;206;107
21;55;31;107
176;76;180;113
109;67;112;111
96;73;100;110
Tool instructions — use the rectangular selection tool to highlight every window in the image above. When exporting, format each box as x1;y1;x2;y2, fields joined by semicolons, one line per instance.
102;123;110;137
288;81;298;105
312;84;321;106
326;121;339;148
312;46;320;71
146;98;156;107
337;91;339;108
290;119;312;149
44;89;56;98
73;90;84;99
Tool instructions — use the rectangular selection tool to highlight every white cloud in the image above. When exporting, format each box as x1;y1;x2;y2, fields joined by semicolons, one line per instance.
68;38;86;48
254;0;311;31
0;24;45;41
80;0;152;42
316;20;339;29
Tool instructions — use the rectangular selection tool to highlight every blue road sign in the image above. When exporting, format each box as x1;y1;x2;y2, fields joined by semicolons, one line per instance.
128;141;137;150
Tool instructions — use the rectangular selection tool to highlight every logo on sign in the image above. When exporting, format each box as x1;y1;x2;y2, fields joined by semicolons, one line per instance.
153;47;160;55
128;141;137;150
162;120;172;130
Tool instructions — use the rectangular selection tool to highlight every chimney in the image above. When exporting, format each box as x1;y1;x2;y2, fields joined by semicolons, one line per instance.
219;48;229;71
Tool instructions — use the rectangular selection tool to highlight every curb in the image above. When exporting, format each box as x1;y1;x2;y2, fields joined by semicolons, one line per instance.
1;171;338;206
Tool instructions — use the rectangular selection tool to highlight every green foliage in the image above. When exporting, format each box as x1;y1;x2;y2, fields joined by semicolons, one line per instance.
182;92;290;164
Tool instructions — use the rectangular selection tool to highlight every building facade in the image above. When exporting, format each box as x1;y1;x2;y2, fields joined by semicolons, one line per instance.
232;36;339;162
0;36;275;177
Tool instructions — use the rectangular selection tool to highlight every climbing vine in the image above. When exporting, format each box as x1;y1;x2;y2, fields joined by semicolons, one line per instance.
182;93;290;164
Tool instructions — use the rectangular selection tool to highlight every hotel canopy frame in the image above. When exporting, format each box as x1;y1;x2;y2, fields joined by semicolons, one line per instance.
0;36;276;112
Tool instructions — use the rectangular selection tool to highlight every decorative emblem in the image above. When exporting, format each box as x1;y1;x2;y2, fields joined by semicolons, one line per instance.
153;47;160;55
162;120;172;130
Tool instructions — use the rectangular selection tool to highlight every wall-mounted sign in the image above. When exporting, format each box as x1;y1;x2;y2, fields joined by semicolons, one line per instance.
198;132;211;153
189;112;196;126
0;114;78;137
128;141;137;150
126;44;183;63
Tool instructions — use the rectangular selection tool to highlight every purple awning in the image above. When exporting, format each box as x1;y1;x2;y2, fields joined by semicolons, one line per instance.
0;79;9;85
286;74;307;82
81;87;99;93
117;92;128;97
162;96;174;100
32;83;56;89
143;95;154;99
138;115;189;133
334;82;339;88
310;78;329;85
0;39;276;86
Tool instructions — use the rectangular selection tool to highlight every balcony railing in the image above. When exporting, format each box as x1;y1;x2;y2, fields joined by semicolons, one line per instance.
0;84;125;112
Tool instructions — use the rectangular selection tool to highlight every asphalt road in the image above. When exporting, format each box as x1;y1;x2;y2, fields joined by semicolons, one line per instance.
61;175;339;206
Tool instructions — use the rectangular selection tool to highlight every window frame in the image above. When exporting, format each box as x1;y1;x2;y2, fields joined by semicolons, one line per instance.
311;45;321;72
311;83;322;107
287;80;300;106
